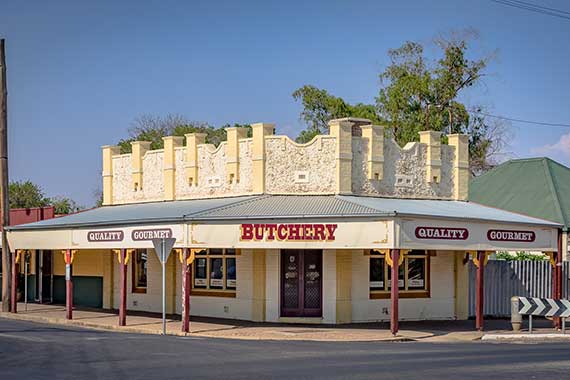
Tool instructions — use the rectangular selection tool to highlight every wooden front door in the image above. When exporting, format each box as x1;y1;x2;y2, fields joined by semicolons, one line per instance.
280;250;322;317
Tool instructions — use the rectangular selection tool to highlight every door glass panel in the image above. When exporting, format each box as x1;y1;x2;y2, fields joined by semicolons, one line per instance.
303;251;321;309
282;252;299;309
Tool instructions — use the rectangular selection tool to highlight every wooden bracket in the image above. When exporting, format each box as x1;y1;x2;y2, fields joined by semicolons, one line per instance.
179;249;196;265
386;250;408;267
61;249;77;265
469;251;491;268
114;249;133;265
545;252;556;268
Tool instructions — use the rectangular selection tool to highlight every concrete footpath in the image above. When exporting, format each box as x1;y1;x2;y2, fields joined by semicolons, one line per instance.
0;302;557;343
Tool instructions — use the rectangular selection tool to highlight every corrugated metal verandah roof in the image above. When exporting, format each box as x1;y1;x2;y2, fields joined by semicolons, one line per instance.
6;194;562;231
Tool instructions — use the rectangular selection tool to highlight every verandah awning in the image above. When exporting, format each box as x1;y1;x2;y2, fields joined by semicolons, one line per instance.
6;195;562;251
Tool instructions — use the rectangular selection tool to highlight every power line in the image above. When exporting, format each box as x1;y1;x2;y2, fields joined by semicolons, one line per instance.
469;110;570;128
491;0;570;20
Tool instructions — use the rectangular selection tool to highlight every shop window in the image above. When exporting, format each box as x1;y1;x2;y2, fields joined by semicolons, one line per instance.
192;248;237;297
132;249;148;293
369;250;429;299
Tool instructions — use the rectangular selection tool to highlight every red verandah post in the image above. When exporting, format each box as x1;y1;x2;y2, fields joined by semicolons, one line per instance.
476;250;485;331
181;248;191;333
553;231;563;329
390;249;400;336
10;250;18;313
65;249;73;320
119;249;127;326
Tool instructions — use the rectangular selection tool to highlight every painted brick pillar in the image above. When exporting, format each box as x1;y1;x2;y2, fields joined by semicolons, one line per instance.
360;125;385;181
163;136;184;201
448;134;470;201
328;119;353;194
251;123;274;194
476;250;485;331
225;127;249;185
185;133;207;187
390;249;400;335
131;141;151;192
118;249;128;326
101;145;121;206
419;131;442;183
181;248;191;333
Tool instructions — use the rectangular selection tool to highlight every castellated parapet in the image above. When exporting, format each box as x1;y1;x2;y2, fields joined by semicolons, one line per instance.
102;118;469;205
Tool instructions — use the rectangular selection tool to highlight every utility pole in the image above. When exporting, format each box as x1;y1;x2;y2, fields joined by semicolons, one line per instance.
0;38;11;312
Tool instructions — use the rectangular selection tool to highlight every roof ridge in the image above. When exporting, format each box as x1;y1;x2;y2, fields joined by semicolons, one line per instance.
542;158;566;226
185;195;271;219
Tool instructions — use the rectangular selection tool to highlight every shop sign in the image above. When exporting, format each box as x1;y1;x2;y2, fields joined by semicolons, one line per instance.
87;230;124;242
414;226;469;240
240;223;338;242
132;228;173;241
487;229;536;242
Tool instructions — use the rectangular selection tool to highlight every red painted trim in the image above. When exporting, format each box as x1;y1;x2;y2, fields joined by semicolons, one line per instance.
476;251;485;331
182;248;191;333
390;249;399;336
119;249;127;326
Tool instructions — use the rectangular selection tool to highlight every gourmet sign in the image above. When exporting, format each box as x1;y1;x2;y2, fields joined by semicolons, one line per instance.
131;228;173;241
415;226;469;240
240;223;338;241
487;229;536;242
87;230;124;242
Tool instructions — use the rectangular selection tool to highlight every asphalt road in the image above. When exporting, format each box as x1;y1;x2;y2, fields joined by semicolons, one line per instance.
1;318;569;380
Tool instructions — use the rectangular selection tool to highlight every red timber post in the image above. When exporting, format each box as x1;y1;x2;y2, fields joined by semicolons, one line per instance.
181;248;191;333
390;249;400;336
10;250;19;313
475;250;485;331
118;249;128;326
553;231;563;329
64;249;74;320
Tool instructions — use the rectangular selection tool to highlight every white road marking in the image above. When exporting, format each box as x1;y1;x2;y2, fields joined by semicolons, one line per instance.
0;333;47;342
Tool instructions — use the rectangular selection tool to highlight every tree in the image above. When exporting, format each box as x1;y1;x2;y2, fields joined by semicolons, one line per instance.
293;32;508;174
292;86;382;143
118;114;251;153
51;196;82;215
8;180;82;214
9;180;49;209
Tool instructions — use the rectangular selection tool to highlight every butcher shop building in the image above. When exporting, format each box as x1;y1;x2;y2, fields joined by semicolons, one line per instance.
6;118;562;333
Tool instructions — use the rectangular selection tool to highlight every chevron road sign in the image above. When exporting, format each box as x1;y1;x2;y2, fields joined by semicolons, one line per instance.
518;297;570;318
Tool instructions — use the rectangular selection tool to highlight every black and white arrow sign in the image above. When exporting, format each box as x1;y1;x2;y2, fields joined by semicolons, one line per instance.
518;297;570;317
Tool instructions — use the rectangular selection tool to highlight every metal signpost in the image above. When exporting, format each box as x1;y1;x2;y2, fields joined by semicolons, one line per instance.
152;238;176;335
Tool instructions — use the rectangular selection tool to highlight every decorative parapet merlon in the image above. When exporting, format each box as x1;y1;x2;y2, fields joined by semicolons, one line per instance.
184;133;206;187
101;145;121;206
131;141;151;191
225;127;249;184
360;125;385;180
163;136;184;201
329;118;354;194
419;131;442;183
448;134;470;200
252;123;275;193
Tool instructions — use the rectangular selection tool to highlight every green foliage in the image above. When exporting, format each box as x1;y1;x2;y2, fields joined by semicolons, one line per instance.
292;32;504;173
51;197;82;215
292;86;383;143
118;114;251;153
9;180;82;214
9;180;50;209
495;251;548;261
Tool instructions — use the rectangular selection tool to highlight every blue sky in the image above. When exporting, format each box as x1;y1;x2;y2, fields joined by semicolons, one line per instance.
1;0;569;207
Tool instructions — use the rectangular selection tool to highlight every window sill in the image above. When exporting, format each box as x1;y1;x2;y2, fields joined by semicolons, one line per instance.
369;291;430;299
132;288;147;294
190;290;236;298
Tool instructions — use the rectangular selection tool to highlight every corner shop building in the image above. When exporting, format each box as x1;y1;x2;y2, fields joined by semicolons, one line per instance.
6;118;561;332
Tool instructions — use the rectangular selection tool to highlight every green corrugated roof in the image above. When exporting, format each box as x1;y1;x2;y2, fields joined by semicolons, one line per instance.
469;157;570;230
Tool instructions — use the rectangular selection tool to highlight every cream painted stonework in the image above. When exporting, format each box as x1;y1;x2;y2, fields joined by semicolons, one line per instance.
105;118;468;204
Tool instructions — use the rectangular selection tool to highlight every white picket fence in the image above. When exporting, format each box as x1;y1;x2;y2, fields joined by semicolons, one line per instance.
468;260;570;317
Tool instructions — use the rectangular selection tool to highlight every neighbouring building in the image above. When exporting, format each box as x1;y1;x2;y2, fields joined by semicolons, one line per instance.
5;119;562;333
470;157;570;261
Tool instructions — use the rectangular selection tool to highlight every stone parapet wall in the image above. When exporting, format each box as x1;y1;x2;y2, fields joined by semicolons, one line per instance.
102;118;469;205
